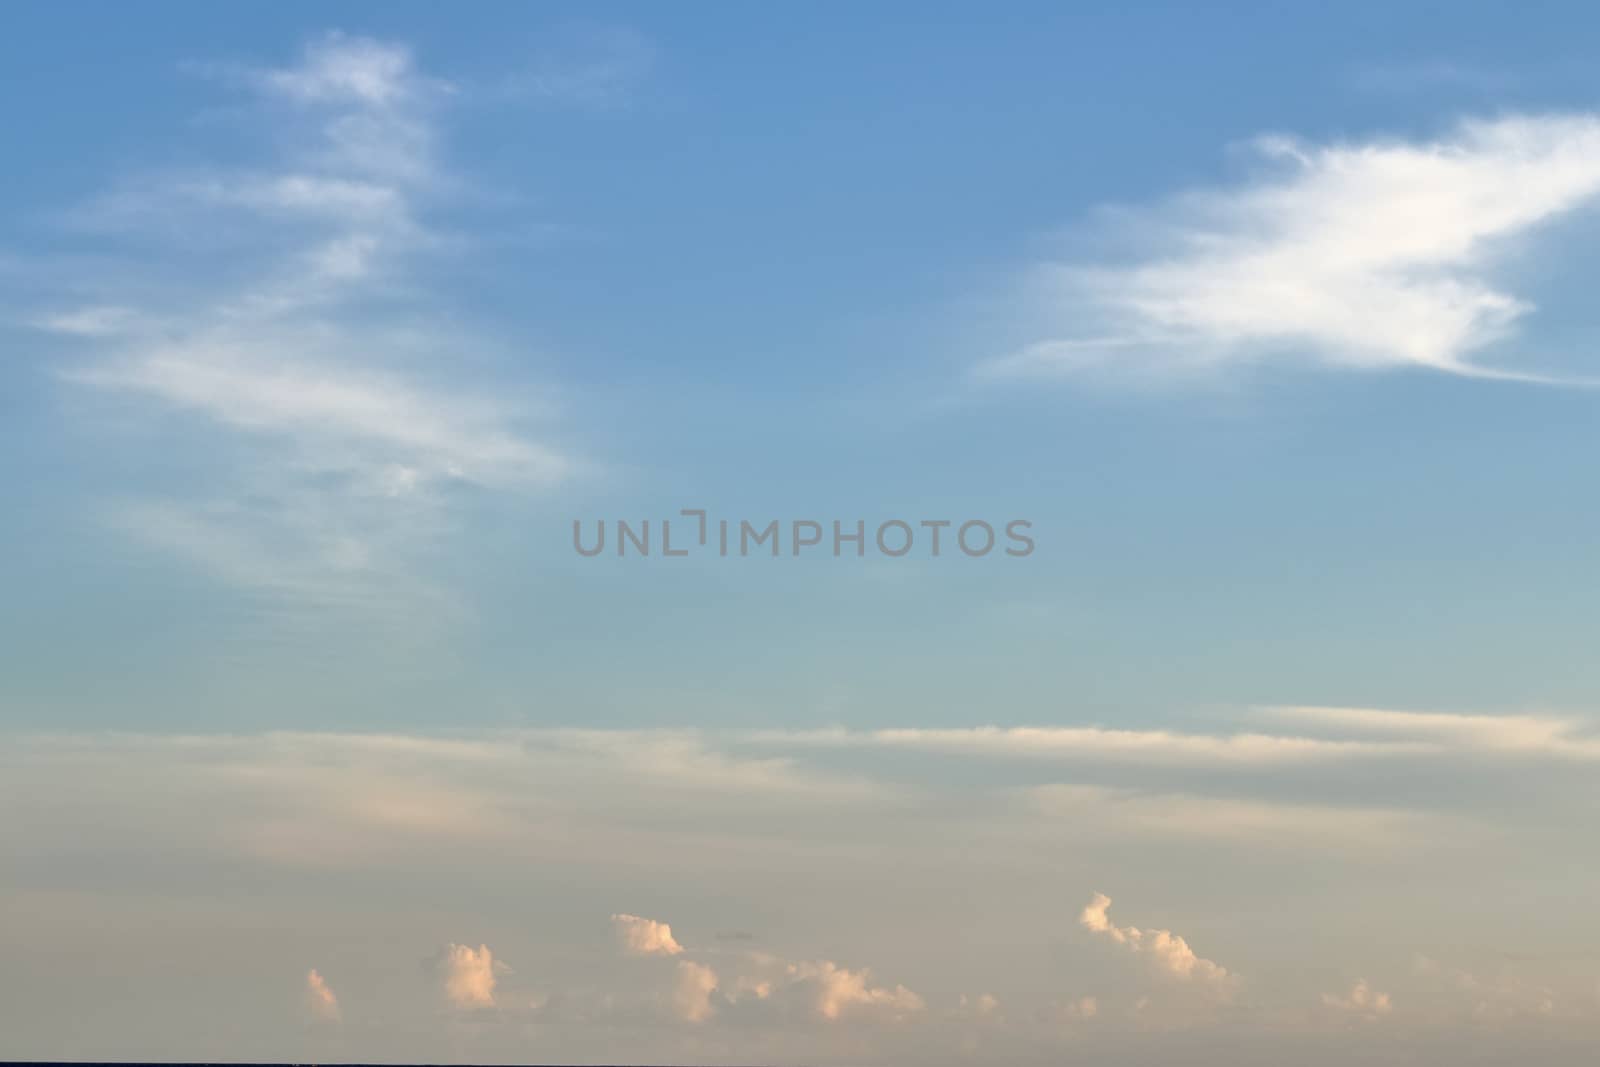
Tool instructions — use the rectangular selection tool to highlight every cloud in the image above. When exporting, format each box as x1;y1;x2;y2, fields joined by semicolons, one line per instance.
766;723;1423;766
611;913;685;957
1322;978;1392;1019
304;968;341;1022
673;960;720;1023
1080;893;1235;990
4;725;1597;1060
777;958;925;1022
1027;784;1428;847
598;911;927;1029
428;943;502;1010
70;344;569;488
30;33;574;619
251;32;443;107
606;910;922;1026
991;114;1600;383
29;305;147;337
1264;705;1600;760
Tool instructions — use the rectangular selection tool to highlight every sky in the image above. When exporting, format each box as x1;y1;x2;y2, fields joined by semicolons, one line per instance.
3;2;1600;1063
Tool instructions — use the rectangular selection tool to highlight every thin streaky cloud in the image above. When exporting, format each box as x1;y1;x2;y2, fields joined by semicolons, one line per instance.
28;33;577;619
1261;705;1600;758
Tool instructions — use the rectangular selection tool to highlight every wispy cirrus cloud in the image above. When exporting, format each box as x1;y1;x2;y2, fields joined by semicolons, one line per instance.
30;33;578;624
988;114;1600;384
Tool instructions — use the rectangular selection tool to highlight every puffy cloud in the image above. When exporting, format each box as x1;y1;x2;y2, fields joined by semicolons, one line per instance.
611;913;685;957
606;910;920;1026
782;959;925;1022
1080;893;1235;989
1322;978;1393;1019
673;960;720;1023
993;114;1600;383
428;943;501;1009
304;968;340;1022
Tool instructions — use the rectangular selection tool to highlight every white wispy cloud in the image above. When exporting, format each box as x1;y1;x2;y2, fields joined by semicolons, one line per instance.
990;114;1600;383
762;722;1427;765
31;33;575;620
70;344;569;488
1263;705;1600;759
250;32;447;106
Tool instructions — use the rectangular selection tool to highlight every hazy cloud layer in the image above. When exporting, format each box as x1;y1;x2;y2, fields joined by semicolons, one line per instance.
2;706;1598;1062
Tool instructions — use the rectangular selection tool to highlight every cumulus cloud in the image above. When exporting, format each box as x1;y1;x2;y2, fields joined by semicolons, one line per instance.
611;913;685;956
1080;893;1235;990
428;943;502;1009
607;910;922;1026
1323;978;1393;1019
781;958;926;1021
673;960;720;1023
992;114;1600;383
2;724;1595;1059
304;968;341;1022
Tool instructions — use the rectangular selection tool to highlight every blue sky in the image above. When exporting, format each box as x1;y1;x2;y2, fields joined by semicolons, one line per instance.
4;5;1600;1063
7;3;1600;732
